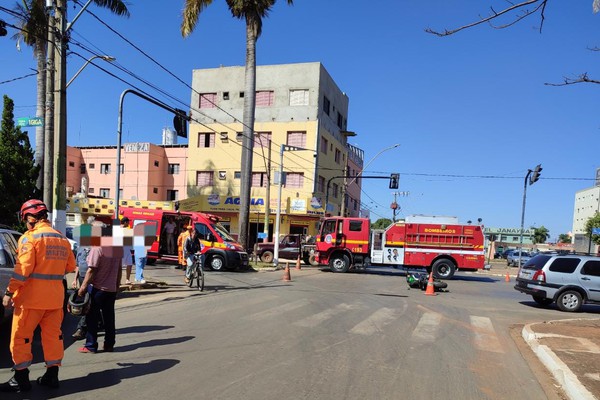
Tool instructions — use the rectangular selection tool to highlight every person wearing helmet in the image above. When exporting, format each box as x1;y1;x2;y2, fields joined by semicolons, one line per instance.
177;221;193;270
1;199;76;393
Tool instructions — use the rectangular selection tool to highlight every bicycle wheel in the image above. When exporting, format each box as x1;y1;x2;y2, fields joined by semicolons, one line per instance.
197;263;204;292
187;264;195;288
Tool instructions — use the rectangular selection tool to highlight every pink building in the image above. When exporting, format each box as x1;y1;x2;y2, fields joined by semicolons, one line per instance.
345;143;364;217
66;143;188;202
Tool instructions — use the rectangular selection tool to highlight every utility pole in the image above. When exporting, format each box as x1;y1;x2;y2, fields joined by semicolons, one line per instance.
391;192;399;222
340;163;348;216
263;139;271;240
52;0;67;233
43;12;55;211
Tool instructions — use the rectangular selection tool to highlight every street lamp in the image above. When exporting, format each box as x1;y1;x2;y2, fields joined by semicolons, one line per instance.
66;55;115;89
273;144;313;267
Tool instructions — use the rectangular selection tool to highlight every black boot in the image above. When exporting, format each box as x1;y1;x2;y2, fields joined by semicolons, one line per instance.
37;365;59;388
0;368;32;393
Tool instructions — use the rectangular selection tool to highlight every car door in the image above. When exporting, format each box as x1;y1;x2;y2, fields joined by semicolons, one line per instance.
279;235;300;260
579;259;600;301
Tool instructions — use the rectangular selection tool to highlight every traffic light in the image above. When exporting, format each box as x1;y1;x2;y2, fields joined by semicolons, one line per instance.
0;21;7;37
529;164;542;185
389;173;399;189
173;109;188;138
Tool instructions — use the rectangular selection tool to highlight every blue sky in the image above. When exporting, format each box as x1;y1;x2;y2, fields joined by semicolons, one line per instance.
1;1;599;241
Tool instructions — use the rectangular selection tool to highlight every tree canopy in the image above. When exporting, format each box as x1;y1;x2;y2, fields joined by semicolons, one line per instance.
371;218;392;230
531;225;549;244
558;233;572;244
584;212;600;245
0;95;39;230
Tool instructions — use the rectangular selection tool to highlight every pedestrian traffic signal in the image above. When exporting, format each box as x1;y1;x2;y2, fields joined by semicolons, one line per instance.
389;173;399;189
529;164;542;185
173;109;189;138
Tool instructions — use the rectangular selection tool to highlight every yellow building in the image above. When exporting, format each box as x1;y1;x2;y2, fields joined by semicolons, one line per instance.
181;62;362;247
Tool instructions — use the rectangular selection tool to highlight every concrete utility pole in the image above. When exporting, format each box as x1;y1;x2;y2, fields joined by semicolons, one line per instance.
263;139;271;240
43;12;55;211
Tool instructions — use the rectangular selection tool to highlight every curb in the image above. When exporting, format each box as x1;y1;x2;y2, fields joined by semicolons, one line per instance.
522;322;597;400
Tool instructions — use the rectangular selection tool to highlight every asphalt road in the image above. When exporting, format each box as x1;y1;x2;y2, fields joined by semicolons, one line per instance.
1;264;597;399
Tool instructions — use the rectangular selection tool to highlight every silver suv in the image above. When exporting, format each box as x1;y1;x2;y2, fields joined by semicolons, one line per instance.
0;227;22;320
514;253;600;312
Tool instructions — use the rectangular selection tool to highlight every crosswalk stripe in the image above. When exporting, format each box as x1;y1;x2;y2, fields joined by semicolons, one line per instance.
350;307;397;335
470;316;504;353
245;299;311;321
411;312;441;342
294;303;361;328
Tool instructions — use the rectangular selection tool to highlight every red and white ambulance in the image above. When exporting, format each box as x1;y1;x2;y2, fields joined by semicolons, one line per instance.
315;215;485;279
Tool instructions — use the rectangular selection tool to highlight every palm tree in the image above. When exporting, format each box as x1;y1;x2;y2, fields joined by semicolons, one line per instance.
11;0;129;193
532;226;550;244
181;0;294;250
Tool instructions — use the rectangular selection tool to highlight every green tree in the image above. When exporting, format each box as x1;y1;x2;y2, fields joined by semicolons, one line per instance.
11;0;130;192
558;233;572;244
584;212;600;245
371;218;392;230
181;0;294;250
0;95;40;229
532;225;549;244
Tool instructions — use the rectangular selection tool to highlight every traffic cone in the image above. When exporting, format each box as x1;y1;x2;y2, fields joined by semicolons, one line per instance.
424;272;437;296
505;271;510;282
283;263;291;282
295;255;302;270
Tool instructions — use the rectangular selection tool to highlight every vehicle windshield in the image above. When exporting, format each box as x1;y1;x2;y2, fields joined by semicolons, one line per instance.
522;254;551;269
211;222;235;242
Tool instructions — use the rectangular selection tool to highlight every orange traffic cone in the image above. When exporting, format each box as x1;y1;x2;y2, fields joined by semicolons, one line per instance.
295;255;302;270
283;263;291;282
424;272;437;296
505;271;510;282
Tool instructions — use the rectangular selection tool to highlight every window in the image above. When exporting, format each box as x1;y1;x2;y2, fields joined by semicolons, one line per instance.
199;93;217;108
99;188;110;198
252;172;268;187
581;260;600;277
196;171;214;186
254;132;272;148
168;163;180;175
337;111;344;129
323;96;330;116
198;133;215;148
154;160;159;167
349;220;363;232
289;89;309;106
256;90;274;107
239;91;244;98
119;189;123;199
89;188;94;194
318;176;325;193
89;163;95;169
287;131;306;148
236;132;243;142
223;92;229;100
167;190;179;201
100;164;111;174
334;149;341;164
119;164;124;174
80;164;86;173
69;161;75;168
285;172;304;189
332;183;339;198
549;258;580;274
153;187;158;194
320;137;328;154
234;171;241;179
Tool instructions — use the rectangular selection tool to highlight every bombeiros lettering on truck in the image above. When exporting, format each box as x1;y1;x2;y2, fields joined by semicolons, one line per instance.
315;215;485;279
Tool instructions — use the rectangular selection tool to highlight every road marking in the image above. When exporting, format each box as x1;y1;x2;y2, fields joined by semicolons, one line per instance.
350;307;397;336
470;316;504;353
411;312;441;342
199;294;278;316
294;303;361;328
245;299;310;321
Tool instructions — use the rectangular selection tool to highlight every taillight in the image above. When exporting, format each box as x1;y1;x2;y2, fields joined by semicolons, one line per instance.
532;270;546;282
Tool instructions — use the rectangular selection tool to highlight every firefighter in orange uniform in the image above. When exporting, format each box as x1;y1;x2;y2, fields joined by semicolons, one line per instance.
0;200;76;393
177;222;193;270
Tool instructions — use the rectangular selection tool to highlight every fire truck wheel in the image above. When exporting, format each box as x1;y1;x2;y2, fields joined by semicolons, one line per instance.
260;251;274;263
209;255;225;271
329;254;350;273
432;259;455;280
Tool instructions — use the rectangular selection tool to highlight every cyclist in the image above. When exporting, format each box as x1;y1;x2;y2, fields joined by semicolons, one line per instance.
183;228;204;284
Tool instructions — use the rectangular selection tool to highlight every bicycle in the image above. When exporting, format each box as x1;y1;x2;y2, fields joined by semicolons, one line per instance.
187;253;205;291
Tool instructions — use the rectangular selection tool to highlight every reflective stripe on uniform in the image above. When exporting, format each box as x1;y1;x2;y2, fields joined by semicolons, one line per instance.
45;359;62;367
29;273;64;281
14;360;32;370
32;232;65;240
11;272;27;282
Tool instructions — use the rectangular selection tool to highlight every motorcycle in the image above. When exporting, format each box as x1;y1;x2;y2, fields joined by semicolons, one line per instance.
406;272;448;292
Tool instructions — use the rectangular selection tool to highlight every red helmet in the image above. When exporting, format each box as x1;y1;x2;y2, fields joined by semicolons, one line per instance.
19;199;48;221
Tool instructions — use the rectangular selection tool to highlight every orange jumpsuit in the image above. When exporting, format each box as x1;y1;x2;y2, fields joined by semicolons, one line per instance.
8;220;76;370
177;230;190;267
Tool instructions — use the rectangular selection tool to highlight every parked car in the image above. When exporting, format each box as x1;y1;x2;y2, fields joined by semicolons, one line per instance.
0;227;22;321
514;253;600;312
507;250;532;267
501;249;515;259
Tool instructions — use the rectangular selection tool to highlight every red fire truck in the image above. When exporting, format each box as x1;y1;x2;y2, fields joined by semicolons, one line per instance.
315;215;485;279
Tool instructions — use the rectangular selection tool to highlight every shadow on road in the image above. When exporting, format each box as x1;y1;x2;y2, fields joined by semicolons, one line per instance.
117;325;175;335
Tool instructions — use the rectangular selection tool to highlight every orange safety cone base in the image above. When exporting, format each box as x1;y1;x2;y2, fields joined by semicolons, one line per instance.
295;256;302;270
505;272;510;282
283;264;292;282
425;272;437;296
